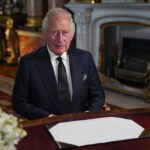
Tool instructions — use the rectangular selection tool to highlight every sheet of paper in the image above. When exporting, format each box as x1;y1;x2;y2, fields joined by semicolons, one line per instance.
49;117;144;147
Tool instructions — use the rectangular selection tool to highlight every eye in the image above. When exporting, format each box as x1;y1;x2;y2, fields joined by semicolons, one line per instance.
50;31;57;35
62;31;69;35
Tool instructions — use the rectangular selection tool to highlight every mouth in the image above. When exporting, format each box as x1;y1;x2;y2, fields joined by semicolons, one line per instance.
55;44;65;49
56;45;63;47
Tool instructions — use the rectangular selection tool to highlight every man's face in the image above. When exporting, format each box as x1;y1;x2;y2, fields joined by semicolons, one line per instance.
45;14;74;55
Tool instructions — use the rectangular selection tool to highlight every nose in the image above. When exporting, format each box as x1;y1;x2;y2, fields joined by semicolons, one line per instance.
57;31;63;41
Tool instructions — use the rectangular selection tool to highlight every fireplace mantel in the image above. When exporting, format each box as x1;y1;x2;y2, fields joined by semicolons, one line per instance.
66;3;150;67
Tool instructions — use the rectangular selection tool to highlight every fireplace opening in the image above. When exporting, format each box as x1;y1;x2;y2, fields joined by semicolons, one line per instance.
100;23;150;101
115;37;150;87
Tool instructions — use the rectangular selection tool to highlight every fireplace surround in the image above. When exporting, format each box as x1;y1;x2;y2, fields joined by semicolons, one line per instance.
66;2;150;101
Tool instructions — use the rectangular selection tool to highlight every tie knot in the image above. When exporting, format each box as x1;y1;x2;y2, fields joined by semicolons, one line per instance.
57;57;62;62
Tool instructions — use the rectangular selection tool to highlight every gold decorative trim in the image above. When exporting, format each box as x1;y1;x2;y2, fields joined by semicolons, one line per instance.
25;17;43;27
17;30;43;38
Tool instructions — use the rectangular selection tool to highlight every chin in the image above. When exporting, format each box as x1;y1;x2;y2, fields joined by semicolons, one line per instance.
55;49;66;55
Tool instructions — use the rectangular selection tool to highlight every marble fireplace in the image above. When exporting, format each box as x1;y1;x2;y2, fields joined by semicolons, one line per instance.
66;2;150;101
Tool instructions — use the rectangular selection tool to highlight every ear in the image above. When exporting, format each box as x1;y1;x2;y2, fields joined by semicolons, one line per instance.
70;34;75;48
71;32;75;41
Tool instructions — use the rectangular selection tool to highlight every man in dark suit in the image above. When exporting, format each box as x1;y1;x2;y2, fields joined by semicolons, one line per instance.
12;8;105;119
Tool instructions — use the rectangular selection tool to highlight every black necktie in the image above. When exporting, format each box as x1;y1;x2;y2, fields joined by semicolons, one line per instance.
57;57;71;113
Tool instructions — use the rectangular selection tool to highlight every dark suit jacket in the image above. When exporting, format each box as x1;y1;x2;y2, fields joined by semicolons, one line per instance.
12;46;105;119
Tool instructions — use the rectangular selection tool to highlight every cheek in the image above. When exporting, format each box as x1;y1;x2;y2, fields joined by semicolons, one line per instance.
46;36;56;44
66;35;74;43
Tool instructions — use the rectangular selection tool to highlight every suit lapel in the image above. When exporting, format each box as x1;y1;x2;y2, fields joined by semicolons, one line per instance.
68;49;82;105
37;47;64;113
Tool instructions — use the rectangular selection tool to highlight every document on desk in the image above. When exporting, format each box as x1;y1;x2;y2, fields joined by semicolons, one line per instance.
46;117;145;149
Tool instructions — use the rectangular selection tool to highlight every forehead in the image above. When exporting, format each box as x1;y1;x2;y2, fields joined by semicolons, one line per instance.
48;15;71;30
50;13;70;23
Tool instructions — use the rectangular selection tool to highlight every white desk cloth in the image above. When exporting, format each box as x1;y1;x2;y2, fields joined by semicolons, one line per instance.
49;117;144;147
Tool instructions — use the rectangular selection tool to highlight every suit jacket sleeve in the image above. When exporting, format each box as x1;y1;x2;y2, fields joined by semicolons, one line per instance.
12;57;50;119
86;53;105;111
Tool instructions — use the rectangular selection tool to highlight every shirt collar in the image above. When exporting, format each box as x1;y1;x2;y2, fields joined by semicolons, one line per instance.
47;45;67;60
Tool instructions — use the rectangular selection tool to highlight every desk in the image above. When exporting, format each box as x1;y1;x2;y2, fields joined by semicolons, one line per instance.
18;108;150;150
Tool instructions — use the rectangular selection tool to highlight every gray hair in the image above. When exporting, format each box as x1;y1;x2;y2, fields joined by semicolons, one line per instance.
42;8;75;36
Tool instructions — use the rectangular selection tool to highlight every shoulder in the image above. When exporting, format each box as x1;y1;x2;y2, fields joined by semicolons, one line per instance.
19;46;47;63
68;48;95;67
69;48;92;58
